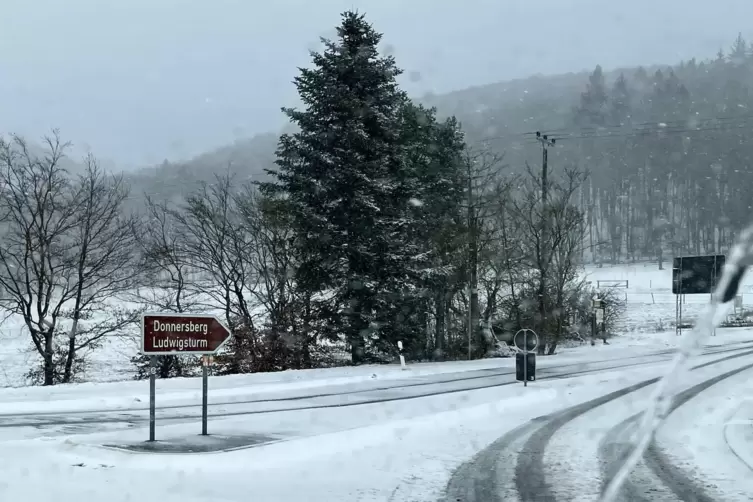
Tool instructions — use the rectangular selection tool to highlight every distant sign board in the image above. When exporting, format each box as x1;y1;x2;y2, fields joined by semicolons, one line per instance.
141;314;232;355
672;254;725;295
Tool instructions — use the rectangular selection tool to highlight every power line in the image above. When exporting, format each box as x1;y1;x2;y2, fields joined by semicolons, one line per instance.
527;112;753;138
548;122;753;142
468;111;753;147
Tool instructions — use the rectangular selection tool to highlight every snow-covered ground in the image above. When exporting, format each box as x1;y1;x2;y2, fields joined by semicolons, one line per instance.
0;327;748;413
0;327;750;501
0;262;752;501
585;262;753;332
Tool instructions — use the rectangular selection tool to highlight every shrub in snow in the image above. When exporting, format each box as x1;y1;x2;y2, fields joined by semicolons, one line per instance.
131;354;199;380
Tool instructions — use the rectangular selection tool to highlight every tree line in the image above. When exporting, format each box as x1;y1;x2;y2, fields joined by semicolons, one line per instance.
497;33;753;268
0;11;614;385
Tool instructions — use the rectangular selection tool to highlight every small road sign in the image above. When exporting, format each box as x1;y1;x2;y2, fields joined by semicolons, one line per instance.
513;329;538;386
141;313;232;355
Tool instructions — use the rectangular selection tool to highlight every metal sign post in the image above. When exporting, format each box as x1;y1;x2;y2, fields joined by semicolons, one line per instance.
201;355;214;436
202;363;208;435
140;313;232;442
149;356;156;442
514;329;539;387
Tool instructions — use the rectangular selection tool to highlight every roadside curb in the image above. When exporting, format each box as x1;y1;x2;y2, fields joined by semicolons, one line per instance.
94;436;290;455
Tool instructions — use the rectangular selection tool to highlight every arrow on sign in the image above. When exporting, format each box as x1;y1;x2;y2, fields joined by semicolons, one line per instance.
141;314;232;355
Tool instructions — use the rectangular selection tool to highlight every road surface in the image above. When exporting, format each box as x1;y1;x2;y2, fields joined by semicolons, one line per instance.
442;344;753;501
1;341;753;501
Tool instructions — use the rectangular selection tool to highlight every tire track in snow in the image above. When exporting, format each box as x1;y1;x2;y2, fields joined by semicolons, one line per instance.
440;421;541;502
599;416;659;502
2;346;741;432
601;363;753;502
2;344;725;419
0;358;685;430
723;417;753;474
5;342;747;422
518;350;753;502
441;347;753;502
599;356;753;502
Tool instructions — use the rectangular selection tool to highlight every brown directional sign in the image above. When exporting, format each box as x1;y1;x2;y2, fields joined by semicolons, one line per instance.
141;314;232;355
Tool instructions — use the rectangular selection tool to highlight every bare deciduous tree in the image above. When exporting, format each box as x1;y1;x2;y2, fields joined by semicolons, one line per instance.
0;133;142;385
503;165;588;355
60;155;143;382
130;195;205;378
235;186;309;368
167;173;261;373
138;195;204;313
480;176;522;334
547;169;589;352
171;176;255;322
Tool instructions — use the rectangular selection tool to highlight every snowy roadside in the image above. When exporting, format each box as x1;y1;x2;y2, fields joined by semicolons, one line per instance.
0;365;676;502
0;328;751;415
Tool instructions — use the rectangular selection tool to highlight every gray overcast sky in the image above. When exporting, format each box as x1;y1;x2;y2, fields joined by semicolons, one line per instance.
1;0;751;168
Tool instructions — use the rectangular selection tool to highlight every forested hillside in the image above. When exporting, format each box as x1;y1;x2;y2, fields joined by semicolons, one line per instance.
473;34;753;266
128;33;753;268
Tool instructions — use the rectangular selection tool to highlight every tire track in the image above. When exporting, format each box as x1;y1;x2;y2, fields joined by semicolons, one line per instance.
599;417;657;502
440;421;541;502
3;342;746;422
599;358;753;501
1;344;748;436
441;347;753;502
601;363;753;501
722;419;753;474
0;345;715;419
0;355;688;430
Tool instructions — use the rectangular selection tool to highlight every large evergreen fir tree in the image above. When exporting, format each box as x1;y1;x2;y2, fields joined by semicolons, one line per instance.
261;11;416;363
609;73;631;125
575;65;609;126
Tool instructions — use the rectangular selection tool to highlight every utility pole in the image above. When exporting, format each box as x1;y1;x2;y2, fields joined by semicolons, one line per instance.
467;157;476;361
535;131;555;354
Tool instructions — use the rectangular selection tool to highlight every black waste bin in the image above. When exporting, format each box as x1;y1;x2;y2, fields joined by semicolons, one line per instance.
515;352;536;381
